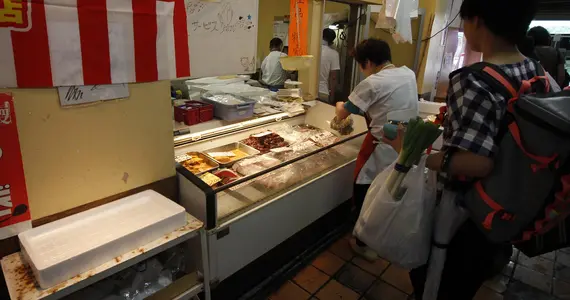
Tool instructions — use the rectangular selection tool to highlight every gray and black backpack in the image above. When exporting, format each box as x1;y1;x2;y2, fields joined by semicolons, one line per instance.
454;60;570;257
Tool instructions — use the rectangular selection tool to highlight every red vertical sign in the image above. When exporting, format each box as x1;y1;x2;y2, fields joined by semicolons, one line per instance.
288;0;308;56
0;93;31;240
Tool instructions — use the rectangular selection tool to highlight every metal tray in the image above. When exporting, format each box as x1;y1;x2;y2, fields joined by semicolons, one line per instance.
203;142;260;167
180;152;219;175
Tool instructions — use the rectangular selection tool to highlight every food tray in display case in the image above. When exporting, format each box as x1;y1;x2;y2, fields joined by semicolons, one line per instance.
203;142;260;167
176;134;365;228
177;152;219;175
175;102;370;228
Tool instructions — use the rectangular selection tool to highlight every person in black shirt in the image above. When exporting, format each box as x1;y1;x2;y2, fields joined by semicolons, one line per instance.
528;26;566;86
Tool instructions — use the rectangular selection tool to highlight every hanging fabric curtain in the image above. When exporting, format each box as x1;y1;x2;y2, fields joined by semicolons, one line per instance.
0;0;191;88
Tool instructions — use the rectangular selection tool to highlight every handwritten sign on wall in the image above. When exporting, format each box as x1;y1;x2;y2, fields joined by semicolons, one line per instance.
288;0;309;56
186;0;259;77
57;84;129;107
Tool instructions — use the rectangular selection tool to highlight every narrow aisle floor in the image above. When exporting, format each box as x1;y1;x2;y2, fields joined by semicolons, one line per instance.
267;233;570;300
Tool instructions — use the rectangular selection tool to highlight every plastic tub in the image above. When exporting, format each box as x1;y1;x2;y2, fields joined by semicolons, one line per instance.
201;94;256;121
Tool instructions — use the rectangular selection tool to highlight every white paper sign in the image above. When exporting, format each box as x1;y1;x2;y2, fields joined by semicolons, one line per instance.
175;154;193;163
270;147;292;153
208;152;236;158
58;84;129;106
252;131;273;138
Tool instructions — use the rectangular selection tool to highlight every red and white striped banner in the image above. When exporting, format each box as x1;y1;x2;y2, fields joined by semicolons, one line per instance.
0;0;191;88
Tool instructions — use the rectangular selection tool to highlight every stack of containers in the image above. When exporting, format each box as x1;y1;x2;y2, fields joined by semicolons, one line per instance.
174;101;214;126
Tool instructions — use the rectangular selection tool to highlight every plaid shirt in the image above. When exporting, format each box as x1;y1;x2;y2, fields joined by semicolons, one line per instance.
443;58;560;157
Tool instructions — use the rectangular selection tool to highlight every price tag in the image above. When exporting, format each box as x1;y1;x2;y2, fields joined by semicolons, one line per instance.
200;173;221;186
310;131;337;146
175;154;192;163
208;152;236;158
252;131;273;138
270;147;292;153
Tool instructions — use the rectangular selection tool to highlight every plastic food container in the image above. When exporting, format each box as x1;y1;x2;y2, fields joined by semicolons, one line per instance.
203;142;260;167
201;94;256;121
174;101;214;126
212;169;241;187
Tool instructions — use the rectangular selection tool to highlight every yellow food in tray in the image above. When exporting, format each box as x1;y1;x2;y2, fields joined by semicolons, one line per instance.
181;155;216;174
209;149;249;164
200;172;222;186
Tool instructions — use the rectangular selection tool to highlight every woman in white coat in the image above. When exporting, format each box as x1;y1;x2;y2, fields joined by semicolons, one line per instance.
334;39;419;260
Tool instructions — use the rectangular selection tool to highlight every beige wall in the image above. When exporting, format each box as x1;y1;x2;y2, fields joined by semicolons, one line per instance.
369;15;422;68
3;81;175;220
257;0;350;63
325;1;350;13
257;0;290;62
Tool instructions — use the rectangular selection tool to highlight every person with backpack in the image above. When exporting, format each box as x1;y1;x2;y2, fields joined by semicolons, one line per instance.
384;0;564;299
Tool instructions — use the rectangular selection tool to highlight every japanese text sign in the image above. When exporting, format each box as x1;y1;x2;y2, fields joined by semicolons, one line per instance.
0;93;31;240
288;0;308;56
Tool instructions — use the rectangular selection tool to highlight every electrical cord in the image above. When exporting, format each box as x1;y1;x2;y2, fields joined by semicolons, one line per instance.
418;11;460;42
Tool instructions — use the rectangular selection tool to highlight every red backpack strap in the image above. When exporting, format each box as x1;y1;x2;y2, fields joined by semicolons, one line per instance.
526;58;551;94
467;62;519;101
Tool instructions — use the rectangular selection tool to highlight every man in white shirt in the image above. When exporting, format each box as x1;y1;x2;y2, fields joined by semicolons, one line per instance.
260;38;288;89
319;29;341;104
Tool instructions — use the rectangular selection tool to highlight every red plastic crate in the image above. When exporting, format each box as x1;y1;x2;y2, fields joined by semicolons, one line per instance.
174;101;214;126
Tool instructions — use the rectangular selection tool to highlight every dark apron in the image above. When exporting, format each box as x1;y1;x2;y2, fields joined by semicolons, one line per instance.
353;116;377;208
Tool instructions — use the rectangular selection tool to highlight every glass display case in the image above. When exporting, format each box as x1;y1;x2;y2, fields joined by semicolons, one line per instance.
174;102;367;282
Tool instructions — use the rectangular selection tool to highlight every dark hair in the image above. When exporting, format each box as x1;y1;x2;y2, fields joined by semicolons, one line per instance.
323;28;336;45
518;36;538;59
528;26;552;46
352;39;392;68
270;38;283;49
459;0;538;45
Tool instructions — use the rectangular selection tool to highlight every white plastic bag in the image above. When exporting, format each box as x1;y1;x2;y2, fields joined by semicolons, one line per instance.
353;156;437;269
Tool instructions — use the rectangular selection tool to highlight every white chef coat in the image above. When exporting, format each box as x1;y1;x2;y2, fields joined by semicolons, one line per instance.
261;51;288;86
349;66;419;184
319;43;341;95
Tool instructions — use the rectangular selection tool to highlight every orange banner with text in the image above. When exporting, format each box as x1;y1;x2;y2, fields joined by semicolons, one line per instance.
288;0;308;56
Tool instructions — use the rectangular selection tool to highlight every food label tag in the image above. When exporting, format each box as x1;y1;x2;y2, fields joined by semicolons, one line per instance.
208;152;236;158
252;131;273;138
175;154;192;163
200;173;221;186
310;131;334;143
270;147;292;153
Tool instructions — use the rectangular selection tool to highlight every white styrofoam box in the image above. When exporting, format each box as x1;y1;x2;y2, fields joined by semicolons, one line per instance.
19;190;186;289
197;83;271;97
185;75;249;86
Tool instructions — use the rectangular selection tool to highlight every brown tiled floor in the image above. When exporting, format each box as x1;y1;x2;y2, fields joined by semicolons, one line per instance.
268;233;570;300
